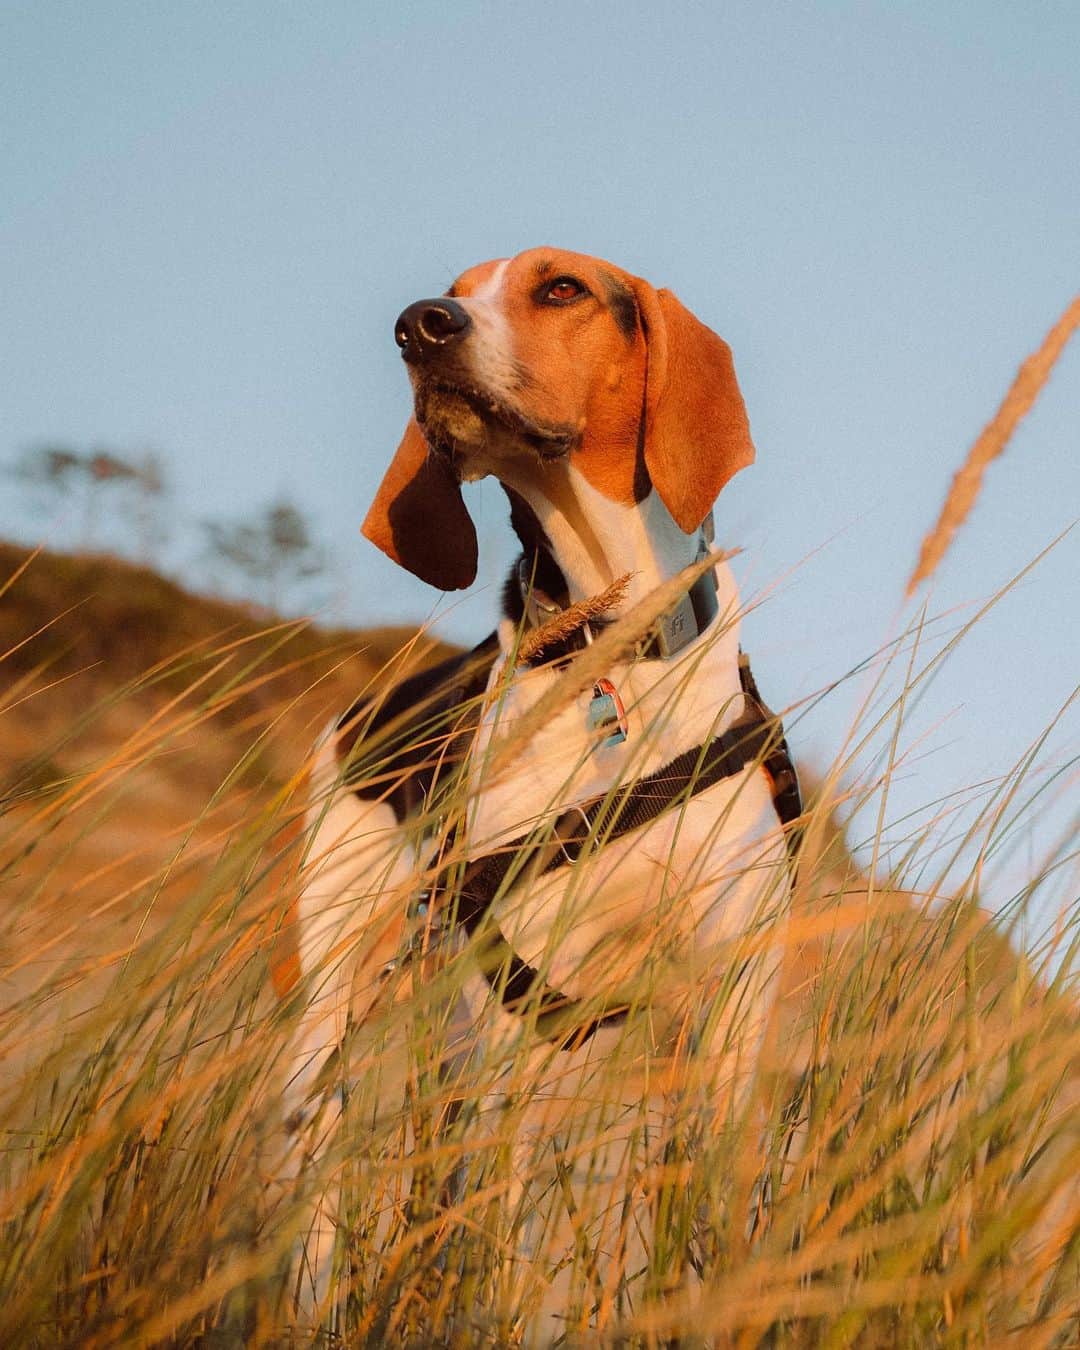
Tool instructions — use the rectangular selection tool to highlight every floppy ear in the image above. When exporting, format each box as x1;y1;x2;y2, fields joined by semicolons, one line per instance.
361;416;478;590
630;280;755;533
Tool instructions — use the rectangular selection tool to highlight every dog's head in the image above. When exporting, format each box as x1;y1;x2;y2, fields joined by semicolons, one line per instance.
363;247;754;589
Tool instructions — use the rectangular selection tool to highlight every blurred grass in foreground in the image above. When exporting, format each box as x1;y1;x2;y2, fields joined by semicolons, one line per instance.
0;539;1077;1348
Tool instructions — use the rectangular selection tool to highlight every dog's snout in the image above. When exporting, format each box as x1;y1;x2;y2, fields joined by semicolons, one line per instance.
394;299;471;362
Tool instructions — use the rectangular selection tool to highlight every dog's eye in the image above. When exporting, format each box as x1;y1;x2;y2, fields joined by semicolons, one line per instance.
542;277;587;304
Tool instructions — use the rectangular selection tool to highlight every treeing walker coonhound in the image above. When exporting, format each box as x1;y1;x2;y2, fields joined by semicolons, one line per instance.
272;247;800;1339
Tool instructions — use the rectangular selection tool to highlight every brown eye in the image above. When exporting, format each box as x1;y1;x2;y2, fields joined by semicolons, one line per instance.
543;277;587;303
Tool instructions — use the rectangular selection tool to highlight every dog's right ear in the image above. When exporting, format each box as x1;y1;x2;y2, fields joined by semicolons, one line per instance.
629;280;755;533
361;417;478;590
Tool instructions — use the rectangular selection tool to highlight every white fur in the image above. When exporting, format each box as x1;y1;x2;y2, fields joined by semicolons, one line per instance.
455;258;523;396
282;266;791;1335
283;553;789;1333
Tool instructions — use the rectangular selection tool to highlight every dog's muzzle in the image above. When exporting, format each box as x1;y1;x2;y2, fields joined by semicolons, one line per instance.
395;298;471;364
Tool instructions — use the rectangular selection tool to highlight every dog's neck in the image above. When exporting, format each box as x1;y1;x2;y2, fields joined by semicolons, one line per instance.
485;458;749;808
500;460;739;636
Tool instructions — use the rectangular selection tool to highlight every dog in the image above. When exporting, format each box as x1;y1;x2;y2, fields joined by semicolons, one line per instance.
271;247;801;1340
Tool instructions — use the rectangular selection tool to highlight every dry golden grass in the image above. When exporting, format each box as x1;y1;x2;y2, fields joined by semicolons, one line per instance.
908;293;1080;594
516;572;632;663
0;522;1076;1347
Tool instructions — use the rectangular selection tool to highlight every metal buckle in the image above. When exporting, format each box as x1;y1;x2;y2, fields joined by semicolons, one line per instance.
405;889;447;964
554;804;594;865
517;556;563;630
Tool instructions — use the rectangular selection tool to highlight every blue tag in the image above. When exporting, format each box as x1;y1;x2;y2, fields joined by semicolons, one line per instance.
587;683;628;749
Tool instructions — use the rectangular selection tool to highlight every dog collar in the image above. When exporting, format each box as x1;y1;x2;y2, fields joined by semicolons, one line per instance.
649;510;720;659
646;565;719;659
516;516;720;666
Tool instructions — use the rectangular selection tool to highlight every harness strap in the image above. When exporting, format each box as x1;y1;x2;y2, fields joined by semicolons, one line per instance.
416;656;802;1051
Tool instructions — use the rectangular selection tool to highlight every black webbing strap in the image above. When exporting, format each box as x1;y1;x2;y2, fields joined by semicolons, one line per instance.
452;713;778;930
738;652;802;840
418;661;802;1050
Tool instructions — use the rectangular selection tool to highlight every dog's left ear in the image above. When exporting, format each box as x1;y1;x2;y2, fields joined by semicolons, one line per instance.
361;416;478;590
630;280;755;533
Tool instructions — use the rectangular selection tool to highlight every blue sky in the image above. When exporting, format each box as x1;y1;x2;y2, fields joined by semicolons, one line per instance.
2;2;1077;918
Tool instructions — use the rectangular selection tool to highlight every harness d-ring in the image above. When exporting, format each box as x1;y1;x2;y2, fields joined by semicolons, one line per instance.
554;804;595;867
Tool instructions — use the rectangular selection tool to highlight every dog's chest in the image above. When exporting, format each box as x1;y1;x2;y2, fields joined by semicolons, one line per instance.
461;648;787;1002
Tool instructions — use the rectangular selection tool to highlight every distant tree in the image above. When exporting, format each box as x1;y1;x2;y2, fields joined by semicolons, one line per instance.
125;453;167;564
201;499;328;612
83;449;139;550
8;443;84;493
7;444;168;561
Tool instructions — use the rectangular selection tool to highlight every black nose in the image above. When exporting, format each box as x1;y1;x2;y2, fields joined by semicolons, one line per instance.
394;298;471;361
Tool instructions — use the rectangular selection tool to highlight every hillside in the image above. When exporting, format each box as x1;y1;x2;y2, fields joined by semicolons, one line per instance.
0;540;452;997
1;537;1038;1008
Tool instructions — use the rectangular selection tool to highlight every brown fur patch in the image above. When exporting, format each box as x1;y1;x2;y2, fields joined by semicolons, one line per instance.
362;416;478;590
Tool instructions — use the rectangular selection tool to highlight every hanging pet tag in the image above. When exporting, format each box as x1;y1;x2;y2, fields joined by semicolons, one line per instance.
587;677;629;749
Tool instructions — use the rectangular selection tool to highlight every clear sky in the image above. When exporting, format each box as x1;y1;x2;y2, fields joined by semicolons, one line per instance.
2;2;1077;919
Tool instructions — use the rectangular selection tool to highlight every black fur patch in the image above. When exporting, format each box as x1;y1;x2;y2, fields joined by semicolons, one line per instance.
386;448;477;589
600;271;639;341
500;485;567;622
632;382;651;502
337;635;499;822
502;482;551;555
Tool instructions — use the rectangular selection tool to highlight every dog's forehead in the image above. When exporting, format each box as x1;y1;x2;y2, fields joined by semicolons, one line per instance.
451;247;628;300
450;257;508;297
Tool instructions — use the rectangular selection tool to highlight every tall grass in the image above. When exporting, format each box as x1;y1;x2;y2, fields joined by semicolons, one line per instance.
1;545;1076;1347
